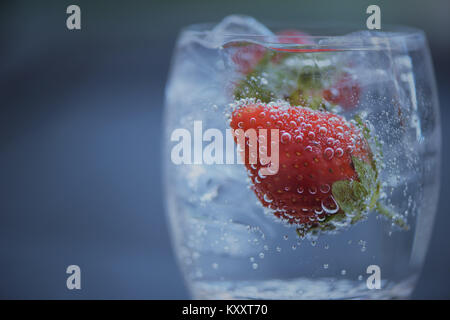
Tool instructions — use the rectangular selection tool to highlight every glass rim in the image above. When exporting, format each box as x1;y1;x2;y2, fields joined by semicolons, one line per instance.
179;21;425;50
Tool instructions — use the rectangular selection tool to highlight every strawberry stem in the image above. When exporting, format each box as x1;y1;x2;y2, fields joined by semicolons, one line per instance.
375;202;409;230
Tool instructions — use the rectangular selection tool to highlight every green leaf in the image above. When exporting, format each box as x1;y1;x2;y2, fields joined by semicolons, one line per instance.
352;156;377;191
332;180;358;213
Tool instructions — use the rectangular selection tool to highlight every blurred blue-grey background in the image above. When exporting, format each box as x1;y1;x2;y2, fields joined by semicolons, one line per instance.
1;0;449;299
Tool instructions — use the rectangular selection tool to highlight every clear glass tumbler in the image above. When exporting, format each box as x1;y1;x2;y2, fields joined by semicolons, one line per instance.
163;16;441;299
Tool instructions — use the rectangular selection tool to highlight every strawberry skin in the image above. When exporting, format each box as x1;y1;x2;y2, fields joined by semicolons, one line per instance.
230;103;372;227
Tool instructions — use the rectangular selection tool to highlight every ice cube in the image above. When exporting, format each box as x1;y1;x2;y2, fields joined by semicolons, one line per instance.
208;15;274;47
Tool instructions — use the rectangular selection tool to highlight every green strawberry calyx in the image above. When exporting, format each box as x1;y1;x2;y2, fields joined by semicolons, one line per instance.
296;117;409;238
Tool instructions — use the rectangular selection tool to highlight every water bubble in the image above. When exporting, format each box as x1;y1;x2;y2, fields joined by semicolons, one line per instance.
292;245;297;250
305;145;313;152
324;147;334;160
258;135;266;143
263;245;269;251
320;184;331;194
259;112;266;118
238;121;244;128
250;257;255;262
283;235;288;240
295;135;303;143
281;132;292;144
252;263;258;270
212;263;219;270
297;186;304;194
321;196;339;214
327;138;334;145
324;244;329;250
341;269;347;276
276;246;282;252
308;187;317;195
358;275;363;281
259;252;265;259
308;131;315;139
323;264;329;269
250;117;256;125
335;148;344;157
311;241;317;247
319;126;327;135
263;194;273;203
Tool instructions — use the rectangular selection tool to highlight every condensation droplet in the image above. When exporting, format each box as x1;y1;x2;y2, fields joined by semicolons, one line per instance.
252;263;258;270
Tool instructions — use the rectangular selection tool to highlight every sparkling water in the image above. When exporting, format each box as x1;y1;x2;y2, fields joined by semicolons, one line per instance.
164;15;440;299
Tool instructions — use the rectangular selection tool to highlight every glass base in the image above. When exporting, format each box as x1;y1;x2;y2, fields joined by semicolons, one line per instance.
191;276;417;300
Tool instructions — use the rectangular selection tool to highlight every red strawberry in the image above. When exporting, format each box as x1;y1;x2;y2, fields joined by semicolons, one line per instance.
230;103;372;229
323;74;360;109
232;44;266;74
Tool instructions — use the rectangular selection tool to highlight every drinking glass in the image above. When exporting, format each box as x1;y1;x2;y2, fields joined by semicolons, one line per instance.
163;16;441;299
